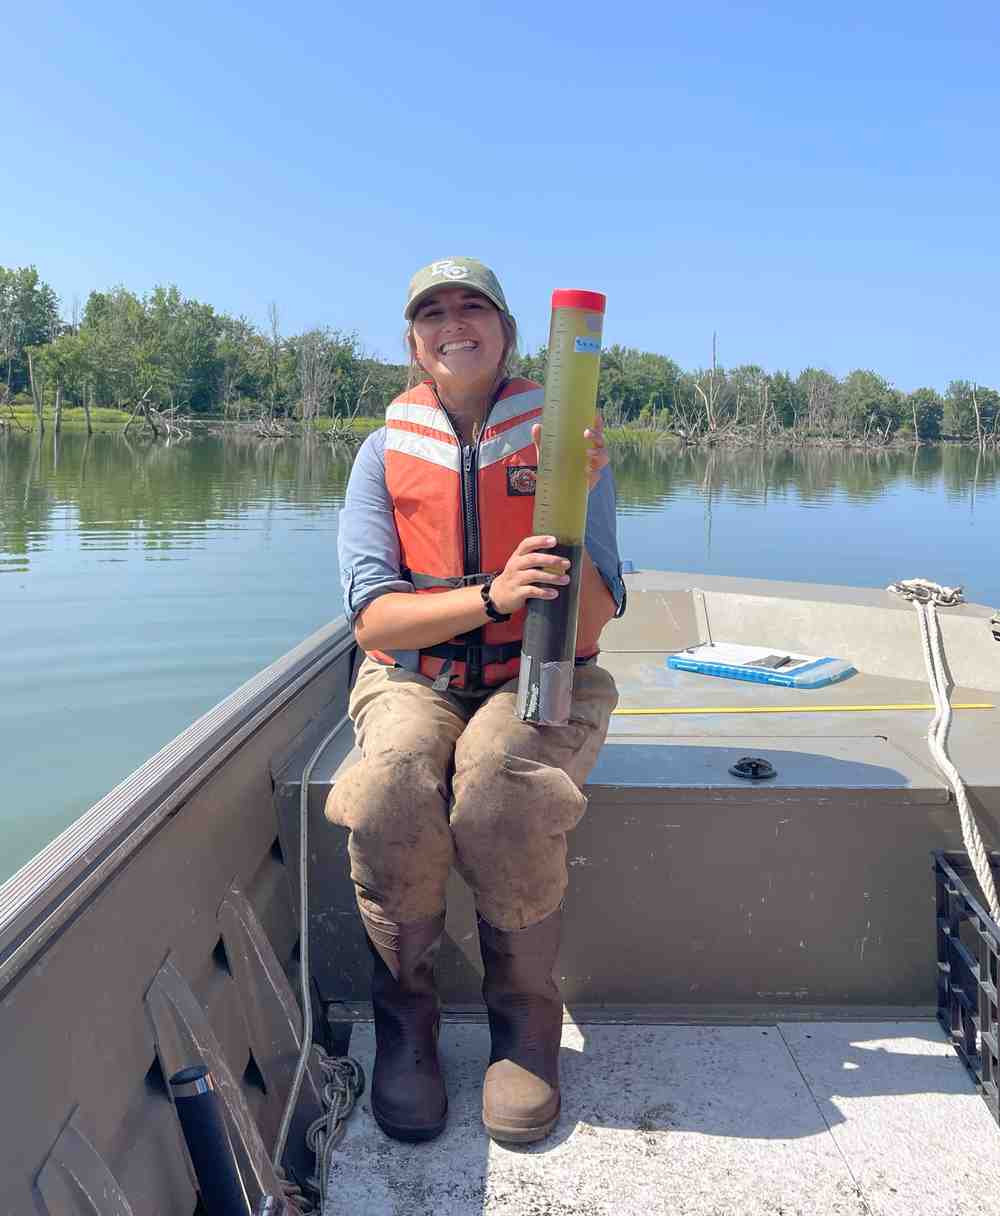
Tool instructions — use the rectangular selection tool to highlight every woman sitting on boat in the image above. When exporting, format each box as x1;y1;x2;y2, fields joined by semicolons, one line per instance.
326;256;625;1145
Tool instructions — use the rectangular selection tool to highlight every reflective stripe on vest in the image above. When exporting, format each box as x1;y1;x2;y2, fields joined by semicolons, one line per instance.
369;378;595;690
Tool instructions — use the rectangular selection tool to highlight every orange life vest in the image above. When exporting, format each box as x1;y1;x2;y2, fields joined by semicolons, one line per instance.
369;377;596;690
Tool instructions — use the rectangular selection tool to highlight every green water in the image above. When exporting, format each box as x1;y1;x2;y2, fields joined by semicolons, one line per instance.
2;429;998;881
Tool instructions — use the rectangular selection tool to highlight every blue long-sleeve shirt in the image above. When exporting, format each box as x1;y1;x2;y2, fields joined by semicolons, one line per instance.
338;427;626;629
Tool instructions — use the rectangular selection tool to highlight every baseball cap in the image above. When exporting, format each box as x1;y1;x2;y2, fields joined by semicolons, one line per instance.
405;257;510;320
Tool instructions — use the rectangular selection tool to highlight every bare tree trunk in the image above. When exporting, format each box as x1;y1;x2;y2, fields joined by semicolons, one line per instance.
351;371;373;420
297;329;336;425
123;384;155;436
83;383;93;436
27;350;44;433
911;396;920;446
694;333;722;435
972;382;985;451
267;303;281;420
53;383;63;434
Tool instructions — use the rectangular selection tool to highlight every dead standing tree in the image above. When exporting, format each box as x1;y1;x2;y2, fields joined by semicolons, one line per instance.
693;333;725;438
692;334;744;444
266;302;282;422
326;369;373;446
296;329;337;426
972;382;986;452
26;350;45;433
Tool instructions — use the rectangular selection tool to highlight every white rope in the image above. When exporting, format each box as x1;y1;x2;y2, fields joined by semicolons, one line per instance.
888;578;1000;922
303;1050;366;1208
273;713;365;1212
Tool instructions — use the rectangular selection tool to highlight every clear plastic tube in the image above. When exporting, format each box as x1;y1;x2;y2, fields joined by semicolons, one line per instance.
517;290;606;725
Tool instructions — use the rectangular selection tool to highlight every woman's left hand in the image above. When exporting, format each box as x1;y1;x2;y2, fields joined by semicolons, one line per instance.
531;412;609;493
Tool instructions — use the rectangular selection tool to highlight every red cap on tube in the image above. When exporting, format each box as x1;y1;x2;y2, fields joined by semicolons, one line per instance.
551;289;606;314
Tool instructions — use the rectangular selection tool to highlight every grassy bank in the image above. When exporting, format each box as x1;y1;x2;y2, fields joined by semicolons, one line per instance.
3;406;387;438
309;415;384;437
605;425;674;446
6;405;132;431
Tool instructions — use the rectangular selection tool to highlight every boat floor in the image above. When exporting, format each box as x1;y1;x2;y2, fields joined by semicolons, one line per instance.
326;1018;1000;1216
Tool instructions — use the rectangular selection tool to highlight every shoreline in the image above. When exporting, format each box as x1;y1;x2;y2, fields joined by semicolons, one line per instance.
2;407;995;451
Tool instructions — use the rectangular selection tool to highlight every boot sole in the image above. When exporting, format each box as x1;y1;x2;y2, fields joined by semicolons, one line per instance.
373;1101;448;1143
483;1100;560;1145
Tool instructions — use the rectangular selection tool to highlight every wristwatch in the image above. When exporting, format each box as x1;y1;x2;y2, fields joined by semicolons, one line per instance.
481;576;511;622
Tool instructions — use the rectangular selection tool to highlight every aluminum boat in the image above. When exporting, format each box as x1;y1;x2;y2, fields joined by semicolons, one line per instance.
3;570;1000;1215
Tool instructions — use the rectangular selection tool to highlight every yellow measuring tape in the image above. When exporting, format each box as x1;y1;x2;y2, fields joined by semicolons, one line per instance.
612;703;994;716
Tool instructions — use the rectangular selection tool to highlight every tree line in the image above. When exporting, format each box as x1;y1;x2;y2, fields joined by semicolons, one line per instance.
2;264;997;446
0;267;407;435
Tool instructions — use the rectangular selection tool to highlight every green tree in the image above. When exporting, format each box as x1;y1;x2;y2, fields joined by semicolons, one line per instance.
797;368;840;436
0;265;60;397
839;369;901;439
769;371;806;428
145;284;220;411
944;380;976;439
903;387;944;441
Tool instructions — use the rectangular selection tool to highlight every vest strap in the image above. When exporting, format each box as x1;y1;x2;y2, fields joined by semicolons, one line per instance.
431;658;454;692
409;571;496;590
423;640;523;666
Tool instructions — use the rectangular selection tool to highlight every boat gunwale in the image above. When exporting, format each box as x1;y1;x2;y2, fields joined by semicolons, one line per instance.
0;616;355;991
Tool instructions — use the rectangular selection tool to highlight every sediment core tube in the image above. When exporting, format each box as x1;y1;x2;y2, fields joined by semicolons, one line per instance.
516;289;606;725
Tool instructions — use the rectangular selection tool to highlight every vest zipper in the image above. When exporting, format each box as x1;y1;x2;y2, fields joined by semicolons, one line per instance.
433;383;506;692
461;440;483;687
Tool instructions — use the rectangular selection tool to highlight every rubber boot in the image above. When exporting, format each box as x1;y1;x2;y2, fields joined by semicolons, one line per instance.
478;907;563;1144
362;909;448;1142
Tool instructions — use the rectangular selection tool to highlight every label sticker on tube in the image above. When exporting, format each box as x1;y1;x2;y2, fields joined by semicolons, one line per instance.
574;336;601;354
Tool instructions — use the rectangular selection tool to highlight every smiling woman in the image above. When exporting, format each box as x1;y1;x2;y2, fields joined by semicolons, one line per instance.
324;255;626;1148
407;284;518;433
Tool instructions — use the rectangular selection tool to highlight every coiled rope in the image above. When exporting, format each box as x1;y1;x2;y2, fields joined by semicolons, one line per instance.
887;578;1000;921
302;1052;366;1208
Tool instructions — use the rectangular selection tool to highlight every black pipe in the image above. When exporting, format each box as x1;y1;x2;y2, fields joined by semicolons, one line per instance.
170;1064;253;1216
518;541;584;724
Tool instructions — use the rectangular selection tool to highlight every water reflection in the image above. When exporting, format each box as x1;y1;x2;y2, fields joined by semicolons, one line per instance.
3;431;997;568
0;430;356;567
612;439;998;510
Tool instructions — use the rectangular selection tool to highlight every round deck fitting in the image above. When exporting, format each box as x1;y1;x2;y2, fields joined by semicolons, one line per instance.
729;756;777;781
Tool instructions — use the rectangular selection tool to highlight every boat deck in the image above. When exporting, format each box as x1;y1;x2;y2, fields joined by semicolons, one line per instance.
599;657;997;792
597;570;1000;790
326;1017;1000;1216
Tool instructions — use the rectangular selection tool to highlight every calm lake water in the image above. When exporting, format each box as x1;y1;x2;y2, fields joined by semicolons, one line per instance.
2;429;998;882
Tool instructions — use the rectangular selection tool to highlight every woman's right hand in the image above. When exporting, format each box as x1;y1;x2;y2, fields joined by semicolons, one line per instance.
489;536;571;616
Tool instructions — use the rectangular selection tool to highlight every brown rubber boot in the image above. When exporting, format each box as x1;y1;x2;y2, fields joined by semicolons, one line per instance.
478;907;563;1144
362;909;448;1142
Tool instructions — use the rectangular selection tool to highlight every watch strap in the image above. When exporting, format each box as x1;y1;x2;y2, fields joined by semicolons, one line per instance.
481;577;511;623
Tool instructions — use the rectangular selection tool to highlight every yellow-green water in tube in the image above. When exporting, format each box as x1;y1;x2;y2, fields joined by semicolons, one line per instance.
516;290;605;725
532;300;605;543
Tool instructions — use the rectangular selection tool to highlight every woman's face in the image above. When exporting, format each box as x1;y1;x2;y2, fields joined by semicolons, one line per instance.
410;286;506;395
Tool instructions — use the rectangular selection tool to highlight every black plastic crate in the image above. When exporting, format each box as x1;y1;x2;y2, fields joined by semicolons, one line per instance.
934;849;1000;1125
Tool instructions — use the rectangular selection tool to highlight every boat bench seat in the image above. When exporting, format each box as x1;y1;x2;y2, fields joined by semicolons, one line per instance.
272;668;997;1018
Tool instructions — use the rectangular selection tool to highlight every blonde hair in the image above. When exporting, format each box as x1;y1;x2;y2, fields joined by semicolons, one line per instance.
404;306;519;390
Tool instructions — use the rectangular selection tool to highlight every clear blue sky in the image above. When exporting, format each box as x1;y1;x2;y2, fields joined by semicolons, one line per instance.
4;1;998;391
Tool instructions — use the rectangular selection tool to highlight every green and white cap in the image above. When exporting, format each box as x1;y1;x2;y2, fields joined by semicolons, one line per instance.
405;257;510;320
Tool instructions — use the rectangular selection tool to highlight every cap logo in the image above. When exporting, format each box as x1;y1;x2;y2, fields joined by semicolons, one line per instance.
429;259;470;281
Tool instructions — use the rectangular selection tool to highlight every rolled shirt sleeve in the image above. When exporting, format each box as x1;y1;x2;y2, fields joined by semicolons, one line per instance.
584;464;627;617
337;429;414;623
